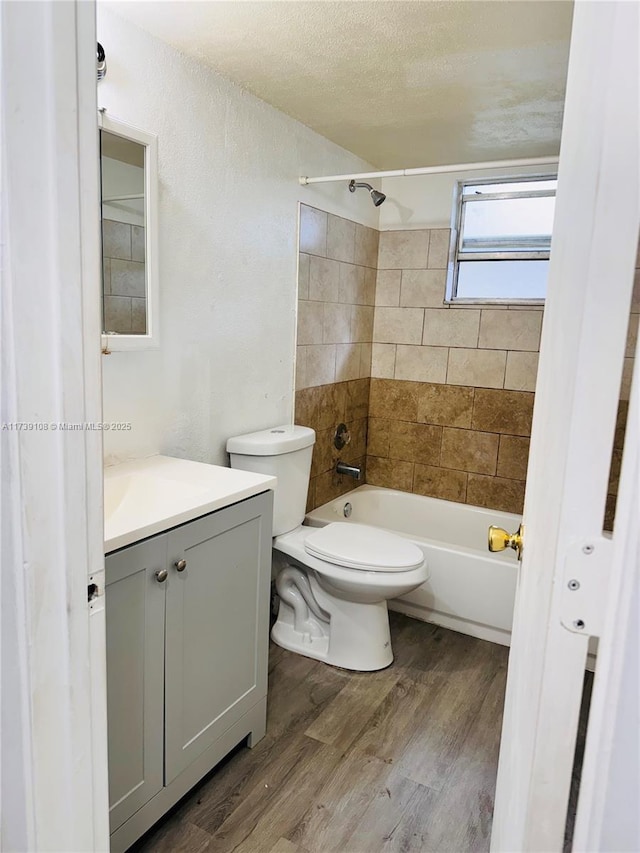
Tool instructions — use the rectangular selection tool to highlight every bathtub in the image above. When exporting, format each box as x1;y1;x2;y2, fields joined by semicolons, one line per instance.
305;484;520;646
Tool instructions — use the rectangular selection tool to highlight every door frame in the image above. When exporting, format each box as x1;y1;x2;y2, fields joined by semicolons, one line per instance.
2;0;638;850
491;2;639;850
1;1;109;850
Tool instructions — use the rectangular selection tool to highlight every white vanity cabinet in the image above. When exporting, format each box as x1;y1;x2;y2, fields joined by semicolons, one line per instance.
105;490;273;853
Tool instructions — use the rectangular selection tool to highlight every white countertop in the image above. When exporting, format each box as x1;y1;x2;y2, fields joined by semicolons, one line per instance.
104;454;276;553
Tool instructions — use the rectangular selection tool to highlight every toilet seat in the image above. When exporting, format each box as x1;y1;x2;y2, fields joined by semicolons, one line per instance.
304;522;424;572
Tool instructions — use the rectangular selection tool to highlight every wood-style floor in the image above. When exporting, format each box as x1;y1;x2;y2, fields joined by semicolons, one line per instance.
133;612;510;853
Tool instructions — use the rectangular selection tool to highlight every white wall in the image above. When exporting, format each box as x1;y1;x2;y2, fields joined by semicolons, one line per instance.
102;156;144;225
98;6;379;466
379;163;557;230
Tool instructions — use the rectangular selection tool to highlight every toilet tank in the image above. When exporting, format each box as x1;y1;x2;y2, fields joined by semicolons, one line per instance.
226;425;315;536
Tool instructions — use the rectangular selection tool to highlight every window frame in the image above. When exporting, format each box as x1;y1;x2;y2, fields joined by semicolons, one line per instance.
445;173;558;305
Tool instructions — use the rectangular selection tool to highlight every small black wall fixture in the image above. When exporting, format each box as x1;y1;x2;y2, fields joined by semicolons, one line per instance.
97;42;107;81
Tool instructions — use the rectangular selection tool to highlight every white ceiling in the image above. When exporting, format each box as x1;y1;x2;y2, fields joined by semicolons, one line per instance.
106;0;574;169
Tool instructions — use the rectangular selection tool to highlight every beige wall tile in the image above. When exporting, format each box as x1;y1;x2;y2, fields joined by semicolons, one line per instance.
614;400;629;450
373;307;424;344
316;463;363;505
472;388;534;436
110;259;145;297
478;309;542;352
102;258;111;294
131;225;145;262
326;214;356;263
376;270;401;306
103;295;132;334
427;229;451;269
608;448;623;497
352;305;374;343
378;230;429;270
497;435;530;481
309;256;340;302
103;219;131;260
626;313;638;357
604;494;617;532
339;263;366;304
400;269;447;308
416;383;474;428
344;416;368;461
466;474;525;515
323;302;352;344
447;348;506;389
620;358;634;400
422;309;480;348
388;421;442;465
294;386;317;427
297;300;324;345
632;270;640;310
306;344;336;387
298;252;310;300
367;418;390;457
395;345;448;383
504;351;540;392
345;378;370;421
359;342;372;378
413;464;467;502
295;346;307;390
371;343;396;379
310;428;334;477
366;456;414;491
440;427;498;476
317;383;348;429
131;298;146;334
335;343;361;382
354;224;379;268
363;268;377;306
299;205;327;256
369;378;419;421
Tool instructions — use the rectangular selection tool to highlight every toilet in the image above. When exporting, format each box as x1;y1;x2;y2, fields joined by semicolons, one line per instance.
227;424;429;671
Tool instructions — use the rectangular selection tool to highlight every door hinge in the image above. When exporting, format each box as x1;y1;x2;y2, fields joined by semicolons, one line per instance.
88;568;105;613
560;536;613;638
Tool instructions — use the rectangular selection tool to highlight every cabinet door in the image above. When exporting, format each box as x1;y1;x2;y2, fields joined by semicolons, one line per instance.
105;536;166;832
164;492;273;782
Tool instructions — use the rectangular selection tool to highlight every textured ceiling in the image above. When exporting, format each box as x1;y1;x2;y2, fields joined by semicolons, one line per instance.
105;0;573;168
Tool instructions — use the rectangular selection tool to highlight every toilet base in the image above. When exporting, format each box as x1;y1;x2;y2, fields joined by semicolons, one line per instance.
272;568;394;671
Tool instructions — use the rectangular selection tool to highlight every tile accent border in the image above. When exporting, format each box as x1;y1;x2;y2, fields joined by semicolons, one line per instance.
367;378;532;515
295;379;370;511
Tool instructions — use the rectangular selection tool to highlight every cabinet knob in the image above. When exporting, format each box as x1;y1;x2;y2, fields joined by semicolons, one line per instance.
155;569;168;583
174;559;187;572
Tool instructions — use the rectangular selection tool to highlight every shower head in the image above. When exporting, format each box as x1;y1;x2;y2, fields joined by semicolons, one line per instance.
348;180;386;207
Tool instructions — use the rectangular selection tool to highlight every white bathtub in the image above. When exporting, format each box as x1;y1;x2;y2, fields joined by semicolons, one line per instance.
305;484;521;646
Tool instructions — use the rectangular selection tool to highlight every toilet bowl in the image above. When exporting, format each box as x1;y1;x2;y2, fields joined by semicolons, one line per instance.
226;424;429;671
273;522;429;670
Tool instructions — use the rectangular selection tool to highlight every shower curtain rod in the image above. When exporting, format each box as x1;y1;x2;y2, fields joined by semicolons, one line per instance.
298;155;558;186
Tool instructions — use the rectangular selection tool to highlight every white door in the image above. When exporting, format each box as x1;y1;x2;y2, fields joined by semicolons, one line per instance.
491;2;639;850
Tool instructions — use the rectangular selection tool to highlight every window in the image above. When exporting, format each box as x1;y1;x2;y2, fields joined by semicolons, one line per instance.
448;176;557;303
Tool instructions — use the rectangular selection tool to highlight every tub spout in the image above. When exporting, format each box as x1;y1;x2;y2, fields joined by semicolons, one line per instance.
336;460;362;480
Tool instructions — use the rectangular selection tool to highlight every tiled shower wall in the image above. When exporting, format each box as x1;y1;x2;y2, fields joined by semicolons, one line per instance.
295;204;378;510
102;218;146;334
367;227;542;515
295;211;638;521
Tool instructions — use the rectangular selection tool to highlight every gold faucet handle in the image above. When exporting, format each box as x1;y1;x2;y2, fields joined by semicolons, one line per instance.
488;524;524;560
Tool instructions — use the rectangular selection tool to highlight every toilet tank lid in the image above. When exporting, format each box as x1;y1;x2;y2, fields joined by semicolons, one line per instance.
226;424;315;456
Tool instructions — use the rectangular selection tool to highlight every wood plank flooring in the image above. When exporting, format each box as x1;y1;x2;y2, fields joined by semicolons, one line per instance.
132;613;510;853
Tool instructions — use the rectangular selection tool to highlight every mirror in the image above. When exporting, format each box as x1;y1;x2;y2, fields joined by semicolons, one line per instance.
99;113;158;350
